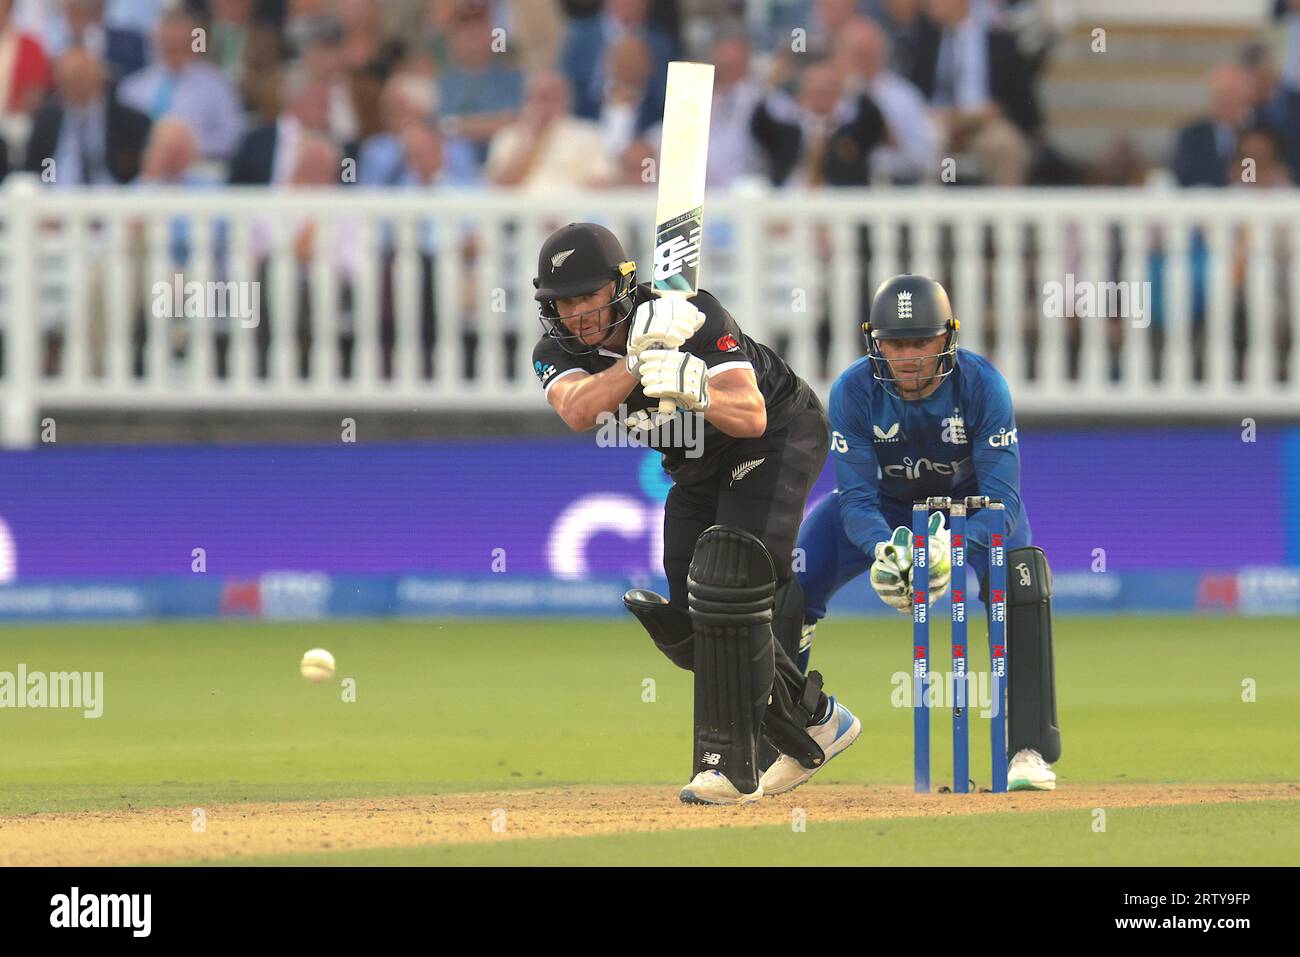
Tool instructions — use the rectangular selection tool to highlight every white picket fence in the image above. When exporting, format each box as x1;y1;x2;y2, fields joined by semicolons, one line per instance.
0;178;1297;446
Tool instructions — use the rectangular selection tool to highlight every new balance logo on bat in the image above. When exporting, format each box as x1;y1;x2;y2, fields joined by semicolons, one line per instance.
654;226;702;282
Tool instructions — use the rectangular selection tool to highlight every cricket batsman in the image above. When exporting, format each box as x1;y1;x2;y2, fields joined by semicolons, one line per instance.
796;273;1062;791
532;222;860;804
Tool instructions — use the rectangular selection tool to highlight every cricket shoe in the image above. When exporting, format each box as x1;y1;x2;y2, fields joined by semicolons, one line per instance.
679;770;763;806
1007;748;1056;791
759;695;861;796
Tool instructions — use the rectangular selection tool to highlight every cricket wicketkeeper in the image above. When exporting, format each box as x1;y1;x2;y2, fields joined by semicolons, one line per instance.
531;222;860;805
796;273;1062;791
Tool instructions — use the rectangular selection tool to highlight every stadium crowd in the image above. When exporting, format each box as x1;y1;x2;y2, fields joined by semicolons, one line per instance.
0;0;1297;386
0;0;1296;191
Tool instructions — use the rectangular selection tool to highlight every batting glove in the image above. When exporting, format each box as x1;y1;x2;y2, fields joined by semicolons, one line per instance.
637;349;710;411
626;298;706;358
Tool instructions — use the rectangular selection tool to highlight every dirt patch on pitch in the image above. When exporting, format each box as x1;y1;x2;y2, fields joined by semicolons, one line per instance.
1;782;1295;866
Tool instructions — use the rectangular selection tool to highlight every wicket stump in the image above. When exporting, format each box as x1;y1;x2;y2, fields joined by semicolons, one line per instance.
912;496;1008;793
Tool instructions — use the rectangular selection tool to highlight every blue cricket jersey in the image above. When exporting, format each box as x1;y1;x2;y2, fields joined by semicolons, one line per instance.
828;347;1025;555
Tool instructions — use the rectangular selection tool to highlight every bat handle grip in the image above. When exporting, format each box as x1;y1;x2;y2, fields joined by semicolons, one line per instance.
657;397;677;423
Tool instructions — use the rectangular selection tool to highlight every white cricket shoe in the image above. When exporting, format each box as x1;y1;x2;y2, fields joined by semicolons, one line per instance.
1007;748;1057;791
759;695;861;796
679;770;763;806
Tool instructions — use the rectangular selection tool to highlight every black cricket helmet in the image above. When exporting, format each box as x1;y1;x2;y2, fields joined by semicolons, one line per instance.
862;273;960;395
533;222;638;355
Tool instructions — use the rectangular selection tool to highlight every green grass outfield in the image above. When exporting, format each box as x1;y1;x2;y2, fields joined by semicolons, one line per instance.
1;615;1297;864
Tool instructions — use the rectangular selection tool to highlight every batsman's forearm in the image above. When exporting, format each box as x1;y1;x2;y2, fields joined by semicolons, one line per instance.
556;365;639;431
702;381;767;438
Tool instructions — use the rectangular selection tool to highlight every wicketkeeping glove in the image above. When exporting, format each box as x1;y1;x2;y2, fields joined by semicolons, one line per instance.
870;557;913;613
869;513;952;612
637;349;710;411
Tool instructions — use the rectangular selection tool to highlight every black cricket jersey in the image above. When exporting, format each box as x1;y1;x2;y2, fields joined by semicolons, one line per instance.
532;282;816;484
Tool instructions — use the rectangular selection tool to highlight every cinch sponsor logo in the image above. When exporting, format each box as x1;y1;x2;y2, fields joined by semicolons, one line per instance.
882;456;970;480
989;427;1018;448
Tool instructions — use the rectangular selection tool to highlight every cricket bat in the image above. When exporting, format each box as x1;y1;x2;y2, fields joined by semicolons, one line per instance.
651;61;714;422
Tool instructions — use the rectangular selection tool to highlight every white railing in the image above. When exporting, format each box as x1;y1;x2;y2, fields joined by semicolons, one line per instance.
1;180;1298;446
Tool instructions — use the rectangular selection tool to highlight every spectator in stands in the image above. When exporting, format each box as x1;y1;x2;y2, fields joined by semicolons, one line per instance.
703;31;763;190
485;70;614;192
908;0;1039;186
1230;123;1293;383
599;34;655;160
248;132;361;378
1171;65;1253;188
338;0;407;142
835;16;938;183
359;71;477;186
771;0;866;60
134;117;219;372
1275;0;1300;83
103;0;169;35
295;16;361;146
138;115;208;187
437;6;523;161
378;121;482;380
0;0;53;117
507;0;567;73
561;0;673;130
44;0;148;82
1241;40;1300;184
750;60;886;188
238;14;293;122
25;48;150;185
208;0;256;91
870;0;923;76
339;0;405;80
118;9;244;161
229;72;337;185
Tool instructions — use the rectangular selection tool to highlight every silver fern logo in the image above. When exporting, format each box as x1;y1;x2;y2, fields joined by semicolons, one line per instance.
730;457;766;486
550;248;576;270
